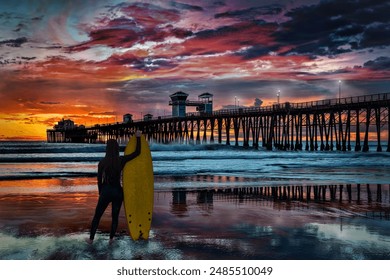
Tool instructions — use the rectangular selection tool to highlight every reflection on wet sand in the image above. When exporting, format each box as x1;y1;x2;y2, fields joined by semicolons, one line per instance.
166;183;390;220
171;189;214;216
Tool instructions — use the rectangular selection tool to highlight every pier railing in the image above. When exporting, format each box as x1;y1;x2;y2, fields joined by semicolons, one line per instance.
189;92;390;118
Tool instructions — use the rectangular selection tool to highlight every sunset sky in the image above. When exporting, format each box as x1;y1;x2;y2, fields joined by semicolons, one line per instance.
1;0;389;140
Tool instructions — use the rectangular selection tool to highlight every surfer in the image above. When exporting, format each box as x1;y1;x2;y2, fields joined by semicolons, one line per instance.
87;130;142;244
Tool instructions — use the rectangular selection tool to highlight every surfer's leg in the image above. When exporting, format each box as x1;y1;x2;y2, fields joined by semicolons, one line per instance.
89;194;110;240
109;188;123;239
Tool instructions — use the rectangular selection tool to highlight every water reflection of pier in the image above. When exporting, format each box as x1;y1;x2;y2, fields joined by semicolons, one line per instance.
167;183;390;220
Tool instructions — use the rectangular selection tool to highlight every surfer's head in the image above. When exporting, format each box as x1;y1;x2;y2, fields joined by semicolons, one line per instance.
105;139;119;157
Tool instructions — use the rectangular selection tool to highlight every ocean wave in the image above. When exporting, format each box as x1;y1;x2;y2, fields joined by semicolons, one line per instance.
0;142;238;154
149;143;247;151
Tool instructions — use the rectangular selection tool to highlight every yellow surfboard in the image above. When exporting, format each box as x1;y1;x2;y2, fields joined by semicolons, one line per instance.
122;135;154;240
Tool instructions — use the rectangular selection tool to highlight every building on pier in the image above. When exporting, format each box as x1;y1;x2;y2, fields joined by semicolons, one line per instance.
143;113;153;121
48;118;88;143
123;114;133;123
54;118;76;130
169;91;213;117
169;91;189;117
197;92;213;114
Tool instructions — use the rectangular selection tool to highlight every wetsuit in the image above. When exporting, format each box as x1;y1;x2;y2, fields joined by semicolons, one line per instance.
89;137;140;240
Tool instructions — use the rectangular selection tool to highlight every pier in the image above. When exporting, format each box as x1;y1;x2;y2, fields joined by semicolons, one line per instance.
47;92;390;152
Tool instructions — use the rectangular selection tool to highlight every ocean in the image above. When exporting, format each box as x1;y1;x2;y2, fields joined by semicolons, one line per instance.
0;141;390;260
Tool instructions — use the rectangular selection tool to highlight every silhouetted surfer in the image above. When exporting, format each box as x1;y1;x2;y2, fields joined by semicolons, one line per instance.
87;131;141;244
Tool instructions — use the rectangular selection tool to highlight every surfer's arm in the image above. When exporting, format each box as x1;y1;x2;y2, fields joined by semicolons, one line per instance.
121;134;141;167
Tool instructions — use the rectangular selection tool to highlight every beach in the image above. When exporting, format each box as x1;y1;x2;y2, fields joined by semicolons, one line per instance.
0;141;390;260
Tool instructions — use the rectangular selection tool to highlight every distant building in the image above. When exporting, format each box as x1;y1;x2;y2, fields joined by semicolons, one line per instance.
54;119;75;130
123;114;133;123
143;113;153;121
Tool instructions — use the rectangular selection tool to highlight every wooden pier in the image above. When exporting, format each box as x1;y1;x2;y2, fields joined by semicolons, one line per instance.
47;92;390;152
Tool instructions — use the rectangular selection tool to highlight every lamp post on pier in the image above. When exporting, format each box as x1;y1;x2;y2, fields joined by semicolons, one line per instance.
338;80;341;102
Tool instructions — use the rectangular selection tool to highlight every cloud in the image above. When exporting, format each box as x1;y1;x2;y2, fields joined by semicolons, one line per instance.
88;111;116;116
103;53;178;72
69;28;139;52
40;101;62;105
236;45;277;60
21;56;36;60
360;23;390;48
170;1;203;11
363;56;390;70
275;0;390;56
215;4;283;19
118;2;180;28
0;37;27;47
67;2;188;53
175;20;277;58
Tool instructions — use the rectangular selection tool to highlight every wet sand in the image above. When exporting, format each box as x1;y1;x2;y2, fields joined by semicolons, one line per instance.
1;179;390;260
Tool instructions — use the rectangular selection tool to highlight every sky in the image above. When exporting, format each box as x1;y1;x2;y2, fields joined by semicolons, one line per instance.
0;0;389;140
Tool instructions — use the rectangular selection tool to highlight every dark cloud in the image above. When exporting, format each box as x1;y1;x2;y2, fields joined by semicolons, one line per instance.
333;24;364;37
31;16;43;21
68;28;139;52
360;23;390;48
40;101;62;105
180;20;277;58
104;53;178;72
316;68;356;77
170;1;203;11
104;53;143;67
363;56;390;70
21;56;36;60
13;23;26;32
88;111;115;116
0;37;27;47
0;55;35;65
235;45;275;59
213;1;226;7
215;4;283;19
170;27;193;39
276;0;390;56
